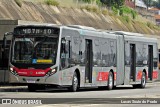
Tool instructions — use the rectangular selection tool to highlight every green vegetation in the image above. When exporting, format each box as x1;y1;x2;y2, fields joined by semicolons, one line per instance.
22;0;159;33
100;0;125;8
101;9;108;15
82;0;94;3
96;0;102;7
112;6;118;15
118;6;137;19
45;0;59;6
123;16;130;23
80;5;99;13
119;6;131;15
146;21;154;29
131;10;137;19
153;25;160;30
91;6;99;13
80;5;92;11
14;0;23;7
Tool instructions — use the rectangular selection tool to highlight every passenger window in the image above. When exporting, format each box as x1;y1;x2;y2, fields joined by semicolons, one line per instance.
60;38;71;69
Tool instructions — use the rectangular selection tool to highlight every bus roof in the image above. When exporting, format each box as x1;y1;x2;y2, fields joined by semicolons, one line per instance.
16;24;61;28
108;31;144;37
15;24;158;43
67;25;96;30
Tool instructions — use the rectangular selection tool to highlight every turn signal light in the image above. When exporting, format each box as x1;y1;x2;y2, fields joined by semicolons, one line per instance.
10;67;19;76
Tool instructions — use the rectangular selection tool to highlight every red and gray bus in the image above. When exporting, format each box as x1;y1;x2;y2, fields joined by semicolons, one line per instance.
3;24;158;92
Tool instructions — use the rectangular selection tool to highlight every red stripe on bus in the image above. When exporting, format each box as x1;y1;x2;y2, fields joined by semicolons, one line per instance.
137;71;142;80
96;72;116;81
152;71;158;79
97;72;109;81
114;72;116;80
146;71;148;80
13;67;51;77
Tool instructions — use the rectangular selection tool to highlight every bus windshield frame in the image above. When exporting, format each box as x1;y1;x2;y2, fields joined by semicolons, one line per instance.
10;26;60;69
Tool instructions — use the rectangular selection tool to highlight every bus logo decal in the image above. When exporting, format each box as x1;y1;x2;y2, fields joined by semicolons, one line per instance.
30;71;33;75
32;59;37;64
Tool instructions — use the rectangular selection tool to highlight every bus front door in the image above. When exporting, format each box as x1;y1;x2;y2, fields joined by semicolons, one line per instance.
85;39;93;83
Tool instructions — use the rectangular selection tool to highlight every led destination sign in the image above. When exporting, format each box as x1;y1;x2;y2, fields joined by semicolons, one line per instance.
14;27;59;35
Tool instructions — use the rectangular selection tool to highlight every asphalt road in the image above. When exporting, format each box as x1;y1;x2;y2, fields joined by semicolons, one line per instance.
0;82;160;107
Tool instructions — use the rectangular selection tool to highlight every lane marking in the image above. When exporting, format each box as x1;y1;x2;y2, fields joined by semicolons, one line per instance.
35;104;102;107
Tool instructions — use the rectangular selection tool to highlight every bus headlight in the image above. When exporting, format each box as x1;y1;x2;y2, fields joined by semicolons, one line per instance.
10;67;19;76
45;67;57;76
10;67;13;72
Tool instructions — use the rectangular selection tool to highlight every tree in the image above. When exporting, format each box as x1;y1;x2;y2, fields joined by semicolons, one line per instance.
116;0;125;8
100;0;125;8
158;0;160;8
82;0;95;3
143;0;151;6
143;0;160;9
96;0;102;6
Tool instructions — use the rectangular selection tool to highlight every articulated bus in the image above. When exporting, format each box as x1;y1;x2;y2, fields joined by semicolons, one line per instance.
3;24;158;92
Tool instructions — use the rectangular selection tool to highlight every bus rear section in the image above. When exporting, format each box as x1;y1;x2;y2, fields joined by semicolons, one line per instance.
123;35;158;88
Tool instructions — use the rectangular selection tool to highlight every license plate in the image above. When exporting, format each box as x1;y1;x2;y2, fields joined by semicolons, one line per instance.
27;80;35;83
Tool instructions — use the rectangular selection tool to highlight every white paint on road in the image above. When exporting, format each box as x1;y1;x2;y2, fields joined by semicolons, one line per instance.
35;104;103;107
116;94;160;98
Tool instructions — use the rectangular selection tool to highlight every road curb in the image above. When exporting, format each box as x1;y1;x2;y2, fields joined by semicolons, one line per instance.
0;81;160;92
0;86;27;92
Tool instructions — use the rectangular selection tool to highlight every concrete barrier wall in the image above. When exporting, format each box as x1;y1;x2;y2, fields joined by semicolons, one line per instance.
0;0;159;35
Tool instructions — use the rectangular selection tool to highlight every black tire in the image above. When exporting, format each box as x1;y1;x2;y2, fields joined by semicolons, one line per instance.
68;72;79;92
107;72;114;90
132;72;146;89
139;72;146;88
28;84;36;92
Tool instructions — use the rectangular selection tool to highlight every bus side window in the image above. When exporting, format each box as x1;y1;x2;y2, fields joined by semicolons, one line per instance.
60;38;71;69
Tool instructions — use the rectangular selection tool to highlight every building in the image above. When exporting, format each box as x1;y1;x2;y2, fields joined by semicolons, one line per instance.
149;7;160;25
125;0;147;9
125;0;135;8
125;0;155;23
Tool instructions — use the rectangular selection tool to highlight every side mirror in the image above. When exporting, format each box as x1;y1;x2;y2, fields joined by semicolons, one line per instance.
61;39;66;44
5;32;13;35
61;38;66;53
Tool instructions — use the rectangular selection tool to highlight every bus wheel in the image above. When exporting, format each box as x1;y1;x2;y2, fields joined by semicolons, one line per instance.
107;72;113;90
69;72;79;92
140;72;146;88
28;84;36;92
132;72;146;89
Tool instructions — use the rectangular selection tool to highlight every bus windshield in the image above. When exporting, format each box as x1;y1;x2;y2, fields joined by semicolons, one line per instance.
11;37;58;65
